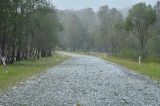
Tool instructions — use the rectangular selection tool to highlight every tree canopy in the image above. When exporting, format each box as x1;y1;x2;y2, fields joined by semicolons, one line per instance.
125;3;156;57
0;0;62;63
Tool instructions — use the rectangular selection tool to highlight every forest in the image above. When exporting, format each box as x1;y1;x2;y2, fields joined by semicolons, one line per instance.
0;0;160;64
0;0;62;64
58;2;160;61
0;1;160;105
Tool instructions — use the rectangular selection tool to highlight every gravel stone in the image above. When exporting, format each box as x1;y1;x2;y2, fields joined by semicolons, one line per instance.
0;53;160;106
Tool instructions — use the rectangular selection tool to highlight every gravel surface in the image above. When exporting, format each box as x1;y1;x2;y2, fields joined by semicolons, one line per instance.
0;53;160;106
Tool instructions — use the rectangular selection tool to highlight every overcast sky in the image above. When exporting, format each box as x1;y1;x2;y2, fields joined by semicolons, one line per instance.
52;0;159;11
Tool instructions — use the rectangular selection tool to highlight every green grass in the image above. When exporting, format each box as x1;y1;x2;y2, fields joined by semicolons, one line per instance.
0;54;69;92
97;53;160;82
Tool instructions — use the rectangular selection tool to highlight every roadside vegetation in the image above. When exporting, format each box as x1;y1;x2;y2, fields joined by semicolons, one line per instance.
58;2;160;81
0;54;69;92
95;53;160;82
0;0;62;63
0;0;160;90
0;0;64;91
58;2;160;62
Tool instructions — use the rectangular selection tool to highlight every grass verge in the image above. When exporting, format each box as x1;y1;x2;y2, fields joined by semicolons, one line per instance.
0;54;69;92
96;53;160;82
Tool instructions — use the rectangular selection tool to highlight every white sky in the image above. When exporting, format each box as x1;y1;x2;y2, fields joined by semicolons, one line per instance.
52;0;159;11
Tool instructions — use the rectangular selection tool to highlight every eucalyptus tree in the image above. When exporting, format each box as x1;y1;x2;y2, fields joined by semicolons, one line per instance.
76;8;96;51
58;11;83;51
0;0;61;63
32;6;62;58
125;3;156;57
97;6;124;54
97;5;109;52
147;1;160;58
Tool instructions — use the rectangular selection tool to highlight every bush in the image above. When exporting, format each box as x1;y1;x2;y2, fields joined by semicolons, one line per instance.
146;35;160;62
118;49;139;59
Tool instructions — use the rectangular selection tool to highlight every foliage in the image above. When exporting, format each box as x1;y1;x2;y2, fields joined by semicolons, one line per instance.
147;35;160;59
0;0;62;64
57;1;160;61
1;1;160;64
118;49;138;59
125;3;156;57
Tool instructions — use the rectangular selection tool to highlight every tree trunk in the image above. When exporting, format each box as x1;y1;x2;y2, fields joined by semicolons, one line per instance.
41;49;46;57
37;49;40;60
16;49;21;61
10;45;16;64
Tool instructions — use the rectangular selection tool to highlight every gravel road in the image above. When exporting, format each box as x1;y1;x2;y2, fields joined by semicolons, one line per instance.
0;53;160;106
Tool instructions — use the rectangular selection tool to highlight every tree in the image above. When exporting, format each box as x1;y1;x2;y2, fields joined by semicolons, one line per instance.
97;6;109;52
58;11;83;51
97;6;124;55
76;8;96;52
146;1;160;59
0;0;61;63
125;3;156;57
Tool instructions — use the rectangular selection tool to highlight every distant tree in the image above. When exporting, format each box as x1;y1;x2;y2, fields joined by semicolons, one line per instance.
76;8;96;52
97;5;109;52
58;11;83;51
125;3;156;57
147;1;160;59
155;1;160;33
97;6;124;54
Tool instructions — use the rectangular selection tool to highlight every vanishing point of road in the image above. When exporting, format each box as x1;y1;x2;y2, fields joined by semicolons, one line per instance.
0;52;160;106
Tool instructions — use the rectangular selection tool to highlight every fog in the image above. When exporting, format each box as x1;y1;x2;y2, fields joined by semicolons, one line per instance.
53;0;159;11
0;1;160;105
0;0;159;62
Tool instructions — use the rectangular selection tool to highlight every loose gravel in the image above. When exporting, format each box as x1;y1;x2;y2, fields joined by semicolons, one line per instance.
0;53;160;106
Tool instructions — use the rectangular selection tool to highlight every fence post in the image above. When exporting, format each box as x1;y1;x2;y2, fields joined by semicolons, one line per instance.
139;56;141;65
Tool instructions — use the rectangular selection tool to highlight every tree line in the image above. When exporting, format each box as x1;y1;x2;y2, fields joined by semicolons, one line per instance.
0;0;62;64
58;2;160;61
1;1;160;64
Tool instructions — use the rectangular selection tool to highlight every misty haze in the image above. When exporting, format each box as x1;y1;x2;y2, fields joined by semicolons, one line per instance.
0;0;160;106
